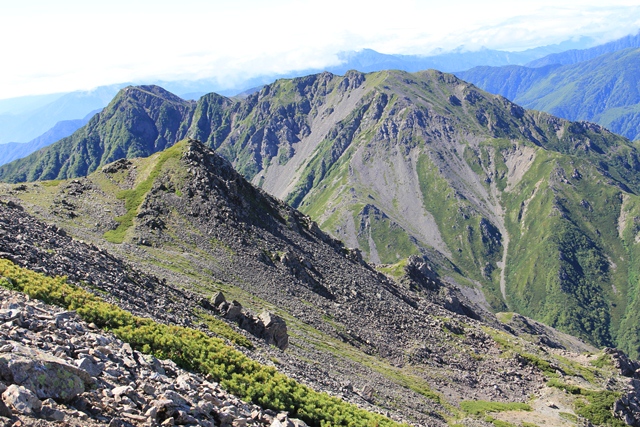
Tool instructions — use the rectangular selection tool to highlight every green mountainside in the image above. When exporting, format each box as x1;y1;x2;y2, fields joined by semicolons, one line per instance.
457;47;640;141
3;71;640;358
0;85;195;182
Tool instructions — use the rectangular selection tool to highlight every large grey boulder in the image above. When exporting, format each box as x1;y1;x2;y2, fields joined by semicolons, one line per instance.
259;311;289;350
0;343;91;402
2;384;41;415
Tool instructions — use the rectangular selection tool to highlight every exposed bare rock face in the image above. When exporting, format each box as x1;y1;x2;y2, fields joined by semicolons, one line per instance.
207;291;289;350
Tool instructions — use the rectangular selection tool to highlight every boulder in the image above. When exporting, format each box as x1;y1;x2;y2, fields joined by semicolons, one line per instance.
225;301;243;321
211;291;227;307
259;312;289;350
77;355;103;377
0;343;91;402
40;405;65;421
2;384;41;415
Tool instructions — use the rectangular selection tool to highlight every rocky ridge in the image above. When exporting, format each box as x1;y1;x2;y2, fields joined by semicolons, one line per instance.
0;198;288;351
2;141;640;425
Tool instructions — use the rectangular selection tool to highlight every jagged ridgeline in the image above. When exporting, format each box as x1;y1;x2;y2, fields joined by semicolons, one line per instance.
3;70;640;357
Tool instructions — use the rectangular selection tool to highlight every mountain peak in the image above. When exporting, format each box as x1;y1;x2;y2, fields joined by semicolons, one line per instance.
118;84;188;104
0;86;196;182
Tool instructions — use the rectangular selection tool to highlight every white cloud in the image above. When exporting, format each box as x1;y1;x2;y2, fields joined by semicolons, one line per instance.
0;0;639;99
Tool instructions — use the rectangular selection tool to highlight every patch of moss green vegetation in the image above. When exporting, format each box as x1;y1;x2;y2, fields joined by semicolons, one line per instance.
300;167;349;224
320;313;346;334
104;141;186;243
553;354;600;384
377;259;409;281
373;364;445;406
559;412;578;423
547;379;624;427
463;146;486;179
483;417;518;427
40;180;63;187
360;211;420;264
496;312;515;323
519;353;559;377
590;353;613;369
277;146;292;166
198;312;253;349
459;400;531;416
461;140;510;194
0;258;403;427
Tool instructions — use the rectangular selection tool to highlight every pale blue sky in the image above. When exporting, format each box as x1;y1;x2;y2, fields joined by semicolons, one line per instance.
1;0;639;99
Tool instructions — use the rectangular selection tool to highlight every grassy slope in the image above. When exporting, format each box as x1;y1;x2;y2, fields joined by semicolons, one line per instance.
104;141;187;243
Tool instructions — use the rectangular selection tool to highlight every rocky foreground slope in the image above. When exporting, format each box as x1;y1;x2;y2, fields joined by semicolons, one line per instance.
0;287;305;427
2;140;640;426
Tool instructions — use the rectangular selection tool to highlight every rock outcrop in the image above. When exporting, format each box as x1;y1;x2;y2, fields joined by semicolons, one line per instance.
208;291;289;350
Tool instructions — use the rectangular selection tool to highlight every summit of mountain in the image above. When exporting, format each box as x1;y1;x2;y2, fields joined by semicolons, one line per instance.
0;85;195;182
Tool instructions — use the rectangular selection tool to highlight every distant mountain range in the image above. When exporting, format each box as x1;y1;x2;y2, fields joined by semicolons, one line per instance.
525;31;640;67
0;85;124;144
457;36;640;141
329;37;595;75
0;35;598;146
3;71;640;361
0;110;99;166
